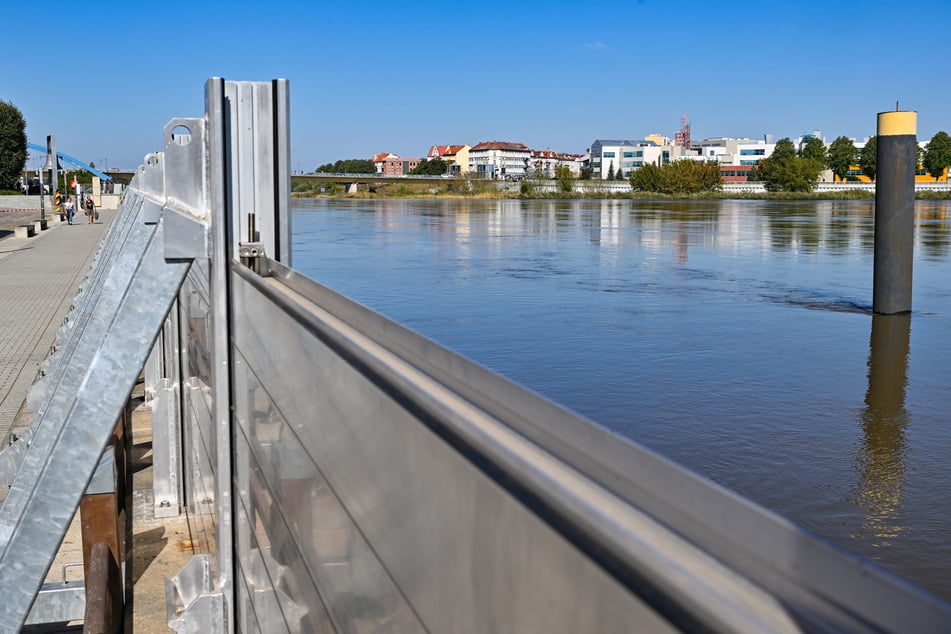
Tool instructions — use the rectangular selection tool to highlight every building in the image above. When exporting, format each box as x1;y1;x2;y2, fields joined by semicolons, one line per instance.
719;166;756;182
372;152;400;175
589;139;669;179
427;144;470;174
691;137;777;167
468;141;531;179
372;152;422;175
530;150;581;177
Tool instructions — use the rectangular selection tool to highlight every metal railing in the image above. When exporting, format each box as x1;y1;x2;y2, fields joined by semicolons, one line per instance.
2;79;951;633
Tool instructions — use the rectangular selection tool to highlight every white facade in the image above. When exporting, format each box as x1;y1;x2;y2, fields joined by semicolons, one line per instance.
692;138;777;166
469;142;532;179
589;139;670;179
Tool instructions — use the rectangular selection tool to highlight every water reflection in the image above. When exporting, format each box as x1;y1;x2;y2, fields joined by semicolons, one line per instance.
854;314;911;544
918;203;951;260
350;199;951;260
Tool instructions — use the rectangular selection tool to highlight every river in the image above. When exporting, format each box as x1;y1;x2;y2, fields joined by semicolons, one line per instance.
290;197;951;601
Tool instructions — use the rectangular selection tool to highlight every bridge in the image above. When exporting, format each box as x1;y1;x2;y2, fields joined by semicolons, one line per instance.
0;79;949;632
26;142;113;181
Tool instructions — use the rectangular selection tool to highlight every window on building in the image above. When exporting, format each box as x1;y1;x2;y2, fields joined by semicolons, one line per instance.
603;152;616;158
623;152;635;158
740;149;766;156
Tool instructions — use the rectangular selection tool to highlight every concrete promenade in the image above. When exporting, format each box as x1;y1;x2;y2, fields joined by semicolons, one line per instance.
0;210;113;443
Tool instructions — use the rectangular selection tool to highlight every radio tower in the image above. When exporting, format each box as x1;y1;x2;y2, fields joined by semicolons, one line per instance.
674;113;691;148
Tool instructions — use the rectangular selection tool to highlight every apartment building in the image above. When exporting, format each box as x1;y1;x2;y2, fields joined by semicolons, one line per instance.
468;141;532;179
427;144;471;174
372;152;422;175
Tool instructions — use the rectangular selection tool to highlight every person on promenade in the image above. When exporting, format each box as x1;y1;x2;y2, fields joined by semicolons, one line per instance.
64;196;74;225
84;195;96;224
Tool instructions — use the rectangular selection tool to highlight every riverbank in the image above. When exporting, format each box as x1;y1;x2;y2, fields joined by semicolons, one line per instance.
292;184;951;201
294;189;879;201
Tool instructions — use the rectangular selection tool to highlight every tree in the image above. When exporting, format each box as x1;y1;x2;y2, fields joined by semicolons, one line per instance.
629;163;663;191
771;137;797;162
315;159;376;174
0;100;27;191
826;136;856;182
579;166;594;180
923;131;951;181
758;138;822;192
628;160;720;194
409;157;449;175
555;165;574;193
615;164;625;180
859;136;877;181
606;162;615;180
800;137;827;164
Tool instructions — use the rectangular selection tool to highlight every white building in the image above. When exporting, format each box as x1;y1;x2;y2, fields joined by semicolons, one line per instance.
530;150;583;177
468;141;532;179
589;139;670;179
691;137;777;167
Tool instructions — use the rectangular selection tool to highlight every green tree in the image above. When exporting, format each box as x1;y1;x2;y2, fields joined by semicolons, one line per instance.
800;137;827;164
644;160;721;194
859;137;877;181
315;159;376;174
771;137;797;162
629;163;663;191
409;157;449;175
555;165;574;193
923;131;951;181
759;138;821;192
0;101;27;190
826;136;856;182
579;165;594;180
606;162;615;180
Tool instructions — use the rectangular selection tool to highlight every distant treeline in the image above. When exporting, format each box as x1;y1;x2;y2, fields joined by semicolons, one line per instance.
314;159;375;174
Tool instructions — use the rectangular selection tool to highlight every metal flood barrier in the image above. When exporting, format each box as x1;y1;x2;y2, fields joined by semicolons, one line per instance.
1;78;950;633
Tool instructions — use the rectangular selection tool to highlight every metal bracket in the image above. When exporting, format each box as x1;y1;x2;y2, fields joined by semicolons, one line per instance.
166;555;225;633
238;242;266;275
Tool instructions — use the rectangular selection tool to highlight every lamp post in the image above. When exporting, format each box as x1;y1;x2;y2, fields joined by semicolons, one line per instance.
38;159;45;222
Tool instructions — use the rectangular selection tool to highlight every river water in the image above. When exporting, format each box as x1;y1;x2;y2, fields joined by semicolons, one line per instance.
291;197;951;601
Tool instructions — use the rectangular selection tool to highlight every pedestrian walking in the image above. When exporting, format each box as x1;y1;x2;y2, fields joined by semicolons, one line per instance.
84;195;96;224
65;196;74;224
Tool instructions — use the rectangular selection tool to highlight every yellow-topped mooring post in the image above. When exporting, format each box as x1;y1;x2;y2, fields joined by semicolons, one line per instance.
873;110;917;315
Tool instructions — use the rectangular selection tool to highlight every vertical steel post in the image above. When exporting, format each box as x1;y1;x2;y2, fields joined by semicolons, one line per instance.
873;110;917;315
47;135;58;219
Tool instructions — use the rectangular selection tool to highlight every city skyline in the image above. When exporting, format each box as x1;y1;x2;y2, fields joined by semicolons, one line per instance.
8;0;948;171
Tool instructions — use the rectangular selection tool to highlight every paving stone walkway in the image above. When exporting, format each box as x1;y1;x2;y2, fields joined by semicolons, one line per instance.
0;212;112;442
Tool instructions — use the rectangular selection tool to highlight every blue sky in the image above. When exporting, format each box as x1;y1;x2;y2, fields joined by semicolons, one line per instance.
7;1;948;171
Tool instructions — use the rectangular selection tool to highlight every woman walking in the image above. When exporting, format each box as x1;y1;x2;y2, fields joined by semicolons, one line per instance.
84;195;96;224
65;196;74;224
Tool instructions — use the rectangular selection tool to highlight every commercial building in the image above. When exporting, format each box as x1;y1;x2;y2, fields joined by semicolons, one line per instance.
589;139;669;179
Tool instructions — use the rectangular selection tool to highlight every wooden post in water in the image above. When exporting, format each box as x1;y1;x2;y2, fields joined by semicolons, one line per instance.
873;110;917;315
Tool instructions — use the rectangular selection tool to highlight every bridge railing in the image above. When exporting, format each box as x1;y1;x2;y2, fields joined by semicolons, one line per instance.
3;78;950;632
